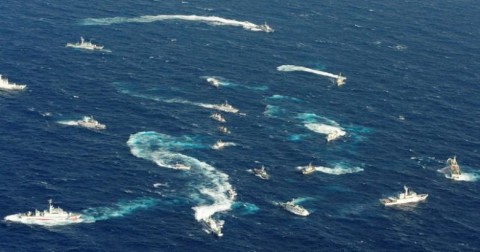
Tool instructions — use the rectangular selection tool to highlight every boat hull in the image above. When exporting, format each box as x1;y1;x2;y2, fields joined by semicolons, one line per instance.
4;214;83;226
381;194;428;206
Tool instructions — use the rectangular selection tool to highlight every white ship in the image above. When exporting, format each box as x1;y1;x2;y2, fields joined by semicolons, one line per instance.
216;101;239;113
212;140;226;150
66;37;104;50
336;73;346;86
206;77;220;88
253;165;270;180
279;200;310;216
0;75;27;91
201;217;224;237
77;116;106;130
218;126;231;134
227;188;237;200
446;156;462;180
380;186;428;206
210;113;226;123
300;162;316;175
4;199;83;226
258;22;274;33
326;129;345;142
173;162;191;170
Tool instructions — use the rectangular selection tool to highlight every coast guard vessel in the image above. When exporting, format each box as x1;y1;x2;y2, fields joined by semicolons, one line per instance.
201;217;224;237
336;73;346;86
206;77;220;88
77;116;106;130
4;199;83;226
446;156;462;180
299;163;316;175
279;200;310;216
380;186;428;206
216;101;239;113
253;165;270;180
210;113;226;123
0;75;26;91
66;37;104;50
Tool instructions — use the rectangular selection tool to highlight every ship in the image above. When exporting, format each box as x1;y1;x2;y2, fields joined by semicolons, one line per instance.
253;165;270;180
212;139;226;150
279;200;310;216
66;37;104;50
218;126;231;134
380;185;428;206
4;199;83;226
227;188;237;200
446;156;462;180
0;74;27;91
336;73;346;86
258;22;274;33
206;77;220;88
77;116;106;130
210;113;226;123
215;101;239;113
300;162;316;175
326;129;345;142
173;162;191;170
201;217;224;237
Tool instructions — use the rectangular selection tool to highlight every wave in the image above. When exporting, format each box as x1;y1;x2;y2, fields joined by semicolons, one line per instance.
81;15;273;32
127;132;233;230
277;65;342;79
82;198;158;222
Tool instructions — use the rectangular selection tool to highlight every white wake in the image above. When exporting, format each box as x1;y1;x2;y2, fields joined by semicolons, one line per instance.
127;132;234;232
82;15;273;32
277;65;344;80
315;165;364;175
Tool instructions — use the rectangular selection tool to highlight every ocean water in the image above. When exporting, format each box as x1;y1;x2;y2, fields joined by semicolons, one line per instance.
1;0;479;251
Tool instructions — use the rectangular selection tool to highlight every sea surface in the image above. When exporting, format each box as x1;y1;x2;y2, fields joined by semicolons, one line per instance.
1;0;479;251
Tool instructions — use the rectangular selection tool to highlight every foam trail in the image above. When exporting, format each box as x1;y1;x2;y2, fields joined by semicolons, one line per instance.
437;167;479;182
164;98;240;114
315;164;363;175
266;94;302;102
127;132;234;232
81;15;273;32
277;65;341;79
57;120;80;126
232;202;260;216
82;198;158;222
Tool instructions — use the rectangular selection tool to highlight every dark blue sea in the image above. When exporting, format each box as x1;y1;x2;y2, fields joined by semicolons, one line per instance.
1;0;479;251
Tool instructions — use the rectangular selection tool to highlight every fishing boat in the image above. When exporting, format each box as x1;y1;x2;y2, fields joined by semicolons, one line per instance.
380;186;428;206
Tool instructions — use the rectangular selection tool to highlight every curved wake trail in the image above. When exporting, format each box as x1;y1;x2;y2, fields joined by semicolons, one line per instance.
277;65;343;79
82;198;158;222
81;15;273;32
127;132;234;232
299;113;347;142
